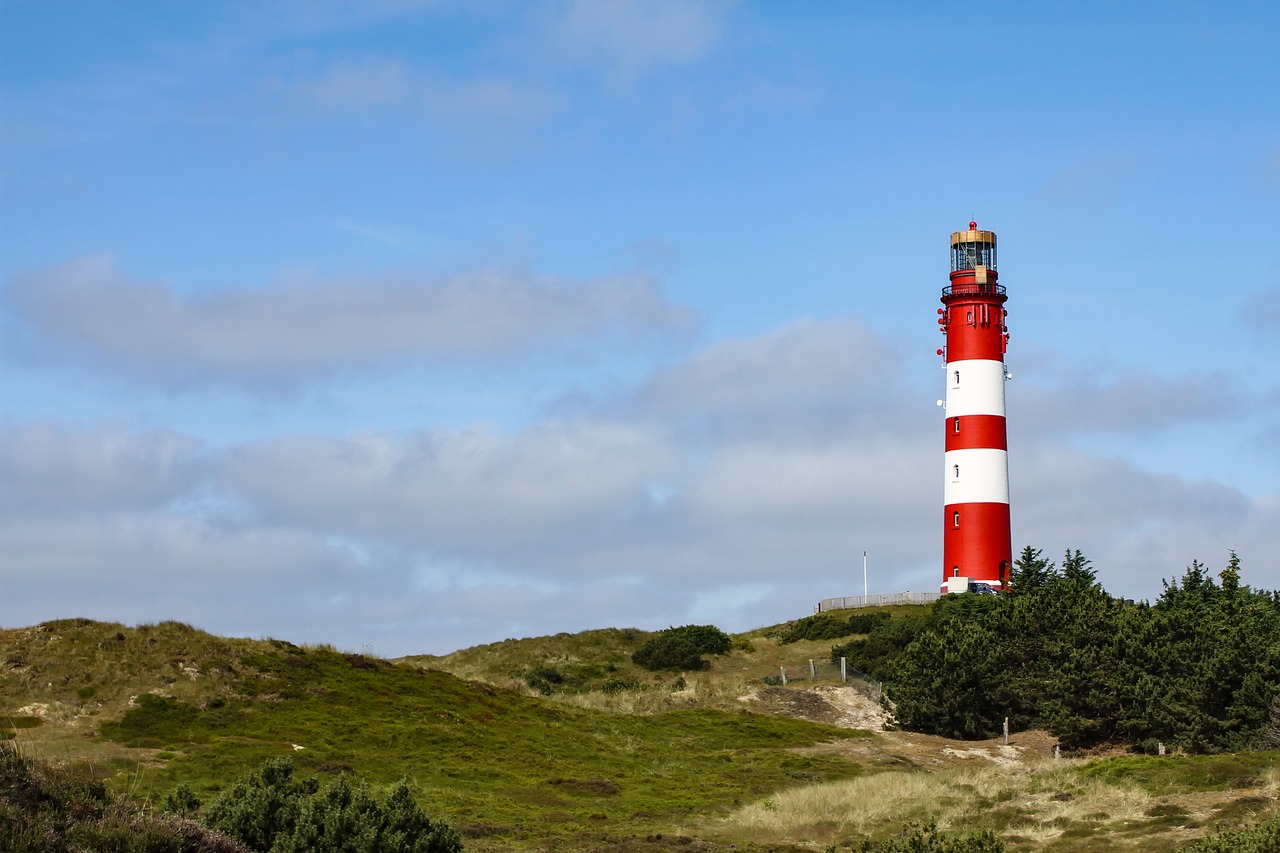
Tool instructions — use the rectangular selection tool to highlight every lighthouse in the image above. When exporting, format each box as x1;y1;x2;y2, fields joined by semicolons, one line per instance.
937;222;1012;592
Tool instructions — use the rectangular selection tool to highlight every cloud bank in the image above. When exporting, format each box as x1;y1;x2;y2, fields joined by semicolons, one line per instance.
2;305;1273;655
2;255;697;389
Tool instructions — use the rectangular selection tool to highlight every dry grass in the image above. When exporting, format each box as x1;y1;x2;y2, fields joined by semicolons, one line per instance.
695;756;1277;850
550;673;762;715
719;766;949;840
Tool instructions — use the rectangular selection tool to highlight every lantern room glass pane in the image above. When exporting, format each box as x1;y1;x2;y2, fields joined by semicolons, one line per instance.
951;241;997;272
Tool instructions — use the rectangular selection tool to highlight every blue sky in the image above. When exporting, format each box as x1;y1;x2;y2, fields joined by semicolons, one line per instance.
2;0;1277;656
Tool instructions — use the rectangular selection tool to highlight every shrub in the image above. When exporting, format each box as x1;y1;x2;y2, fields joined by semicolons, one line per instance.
631;624;732;671
524;664;565;695
779;613;851;644
1185;813;1280;852
780;611;891;644
202;758;460;853
632;634;704;671
839;822;1005;852
848;612;892;634
601;677;641;695
669;625;732;655
0;741;242;852
830;616;925;682
165;784;202;818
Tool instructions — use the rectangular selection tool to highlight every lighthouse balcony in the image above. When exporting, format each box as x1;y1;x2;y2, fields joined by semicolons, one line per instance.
942;283;1005;298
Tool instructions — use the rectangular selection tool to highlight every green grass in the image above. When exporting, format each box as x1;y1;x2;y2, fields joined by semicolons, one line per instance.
94;640;865;850
1077;753;1280;795
6;616;1280;852
0;619;260;721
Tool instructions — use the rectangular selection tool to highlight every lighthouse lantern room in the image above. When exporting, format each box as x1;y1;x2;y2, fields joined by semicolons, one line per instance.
938;221;1012;592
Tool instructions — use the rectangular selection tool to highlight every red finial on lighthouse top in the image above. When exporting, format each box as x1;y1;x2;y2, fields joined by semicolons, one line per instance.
969;220;977;230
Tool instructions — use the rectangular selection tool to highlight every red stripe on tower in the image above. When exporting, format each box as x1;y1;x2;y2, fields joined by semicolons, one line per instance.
937;222;1012;592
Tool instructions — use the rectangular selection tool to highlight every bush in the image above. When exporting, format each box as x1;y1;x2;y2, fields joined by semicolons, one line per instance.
524;664;564;695
631;625;732;671
0;741;243;852
632;634;704;671
780;611;890;644
1185;813;1280;852
848;612;892;634
779;613;851;644
839;822;1005;851
667;625;732;655
203;758;460;853
830;616;926;682
601;677;641;695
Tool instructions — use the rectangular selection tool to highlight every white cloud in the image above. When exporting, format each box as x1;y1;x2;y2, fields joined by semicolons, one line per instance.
1009;370;1243;437
221;421;680;558
548;0;728;78
0;424;205;517
2;255;698;389
298;57;413;108
1;318;1276;654
631;316;911;441
1241;287;1280;336
1011;444;1274;596
294;57;558;121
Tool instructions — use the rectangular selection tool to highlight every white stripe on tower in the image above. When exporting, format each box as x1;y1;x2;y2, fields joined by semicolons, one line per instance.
943;449;1009;504
942;360;1006;417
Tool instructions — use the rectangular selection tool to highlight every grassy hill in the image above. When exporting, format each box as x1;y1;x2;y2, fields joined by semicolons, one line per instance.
2;618;869;851
3;614;1279;851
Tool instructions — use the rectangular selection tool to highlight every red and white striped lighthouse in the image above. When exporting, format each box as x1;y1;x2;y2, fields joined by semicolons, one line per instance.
937;222;1012;592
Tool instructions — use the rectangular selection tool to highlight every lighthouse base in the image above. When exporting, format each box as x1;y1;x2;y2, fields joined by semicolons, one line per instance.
942;502;1011;591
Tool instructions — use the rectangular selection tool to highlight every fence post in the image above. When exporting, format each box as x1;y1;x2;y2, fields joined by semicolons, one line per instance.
809;659;816;679
840;657;847;683
780;666;787;686
1003;717;1009;745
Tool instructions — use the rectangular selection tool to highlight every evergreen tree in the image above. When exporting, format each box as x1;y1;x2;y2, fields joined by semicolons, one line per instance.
880;551;1280;753
1009;546;1055;592
889;606;1012;739
1059;549;1098;588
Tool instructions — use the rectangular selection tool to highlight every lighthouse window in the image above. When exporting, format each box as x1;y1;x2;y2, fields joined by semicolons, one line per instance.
953;370;960;386
953;464;959;479
953;417;960;434
953;511;960;528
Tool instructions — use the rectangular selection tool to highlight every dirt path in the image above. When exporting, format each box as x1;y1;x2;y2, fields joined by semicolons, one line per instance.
737;682;1059;770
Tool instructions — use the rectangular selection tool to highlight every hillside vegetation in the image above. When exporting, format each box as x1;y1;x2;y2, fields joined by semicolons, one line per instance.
2;619;869;851
865;550;1280;753
2;550;1279;851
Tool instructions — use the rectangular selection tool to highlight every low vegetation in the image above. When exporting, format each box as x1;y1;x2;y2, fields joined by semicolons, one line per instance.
1187;813;1280;852
701;753;1280;850
0;740;243;852
2;620;867;851
778;611;890;644
3;549;1279;850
